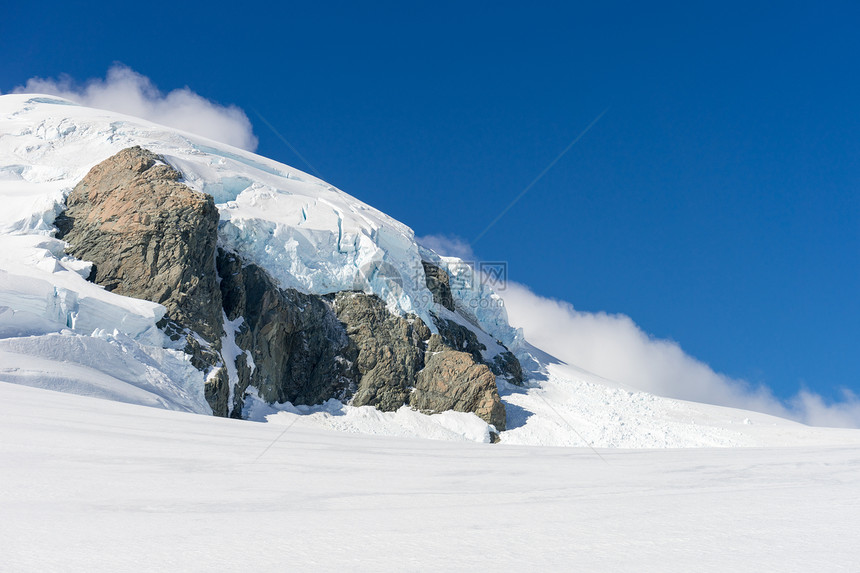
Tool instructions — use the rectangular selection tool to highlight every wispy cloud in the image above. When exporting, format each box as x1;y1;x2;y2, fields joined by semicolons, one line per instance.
13;64;257;150
501;282;860;428
417;234;476;261
790;390;860;428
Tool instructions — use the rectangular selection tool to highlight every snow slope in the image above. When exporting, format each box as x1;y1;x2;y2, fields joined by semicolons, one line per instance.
0;93;512;340
2;93;860;448
2;381;860;572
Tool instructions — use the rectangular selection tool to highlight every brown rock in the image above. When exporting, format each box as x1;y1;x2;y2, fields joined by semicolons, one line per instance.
55;146;223;345
411;350;507;430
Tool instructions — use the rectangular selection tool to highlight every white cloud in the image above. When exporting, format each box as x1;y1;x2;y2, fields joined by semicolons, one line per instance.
417;234;476;261
13;65;257;151
501;281;860;428
790;389;860;428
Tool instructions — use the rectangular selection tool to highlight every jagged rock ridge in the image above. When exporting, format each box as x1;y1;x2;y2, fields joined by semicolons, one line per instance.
56;146;519;431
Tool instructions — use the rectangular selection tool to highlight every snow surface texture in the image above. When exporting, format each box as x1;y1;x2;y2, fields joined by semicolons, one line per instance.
3;382;860;572
3;93;860;448
0;233;210;414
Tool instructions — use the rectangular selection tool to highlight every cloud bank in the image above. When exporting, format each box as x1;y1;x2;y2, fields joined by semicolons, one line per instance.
13;65;257;150
501;282;860;428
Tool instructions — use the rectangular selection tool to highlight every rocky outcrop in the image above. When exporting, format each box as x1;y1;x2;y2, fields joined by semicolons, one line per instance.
56;146;223;345
331;292;507;428
218;254;509;426
56;146;229;409
411;351;507;431
421;262;524;385
54;146;515;430
217;249;355;416
432;315;523;385
430;317;485;364
492;350;523;385
218;257;509;425
332;292;431;411
422;261;455;311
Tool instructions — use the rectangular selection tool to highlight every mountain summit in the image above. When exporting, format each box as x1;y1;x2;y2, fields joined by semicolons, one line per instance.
1;94;852;447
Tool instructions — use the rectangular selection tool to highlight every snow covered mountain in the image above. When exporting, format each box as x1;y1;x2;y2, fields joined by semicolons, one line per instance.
1;93;858;448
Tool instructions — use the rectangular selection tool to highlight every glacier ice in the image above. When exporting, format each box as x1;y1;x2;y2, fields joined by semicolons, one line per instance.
0;93;518;423
2;93;520;345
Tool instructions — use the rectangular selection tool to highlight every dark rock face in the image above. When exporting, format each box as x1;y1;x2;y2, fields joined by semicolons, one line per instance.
55;146;515;429
431;317;485;364
204;368;231;417
330;293;507;428
491;351;524;385
422;261;455;311
331;292;431;412
56;146;223;345
217;255;509;427
217;249;355;416
411;351;507;431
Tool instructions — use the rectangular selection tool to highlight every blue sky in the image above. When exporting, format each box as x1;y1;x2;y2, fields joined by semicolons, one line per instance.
2;1;858;405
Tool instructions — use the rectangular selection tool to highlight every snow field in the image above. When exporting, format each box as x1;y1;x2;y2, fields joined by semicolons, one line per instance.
2;381;859;572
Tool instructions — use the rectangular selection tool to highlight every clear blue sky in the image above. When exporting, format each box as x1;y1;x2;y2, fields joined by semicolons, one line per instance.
2;1;858;401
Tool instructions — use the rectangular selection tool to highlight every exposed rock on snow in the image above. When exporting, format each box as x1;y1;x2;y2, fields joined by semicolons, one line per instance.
54;146;232;407
421;260;455;311
44;143;515;428
331;291;431;412
412;350;507;432
491;350;524;385
55;147;223;345
216;249;353;416
219;248;510;427
431;315;523;385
